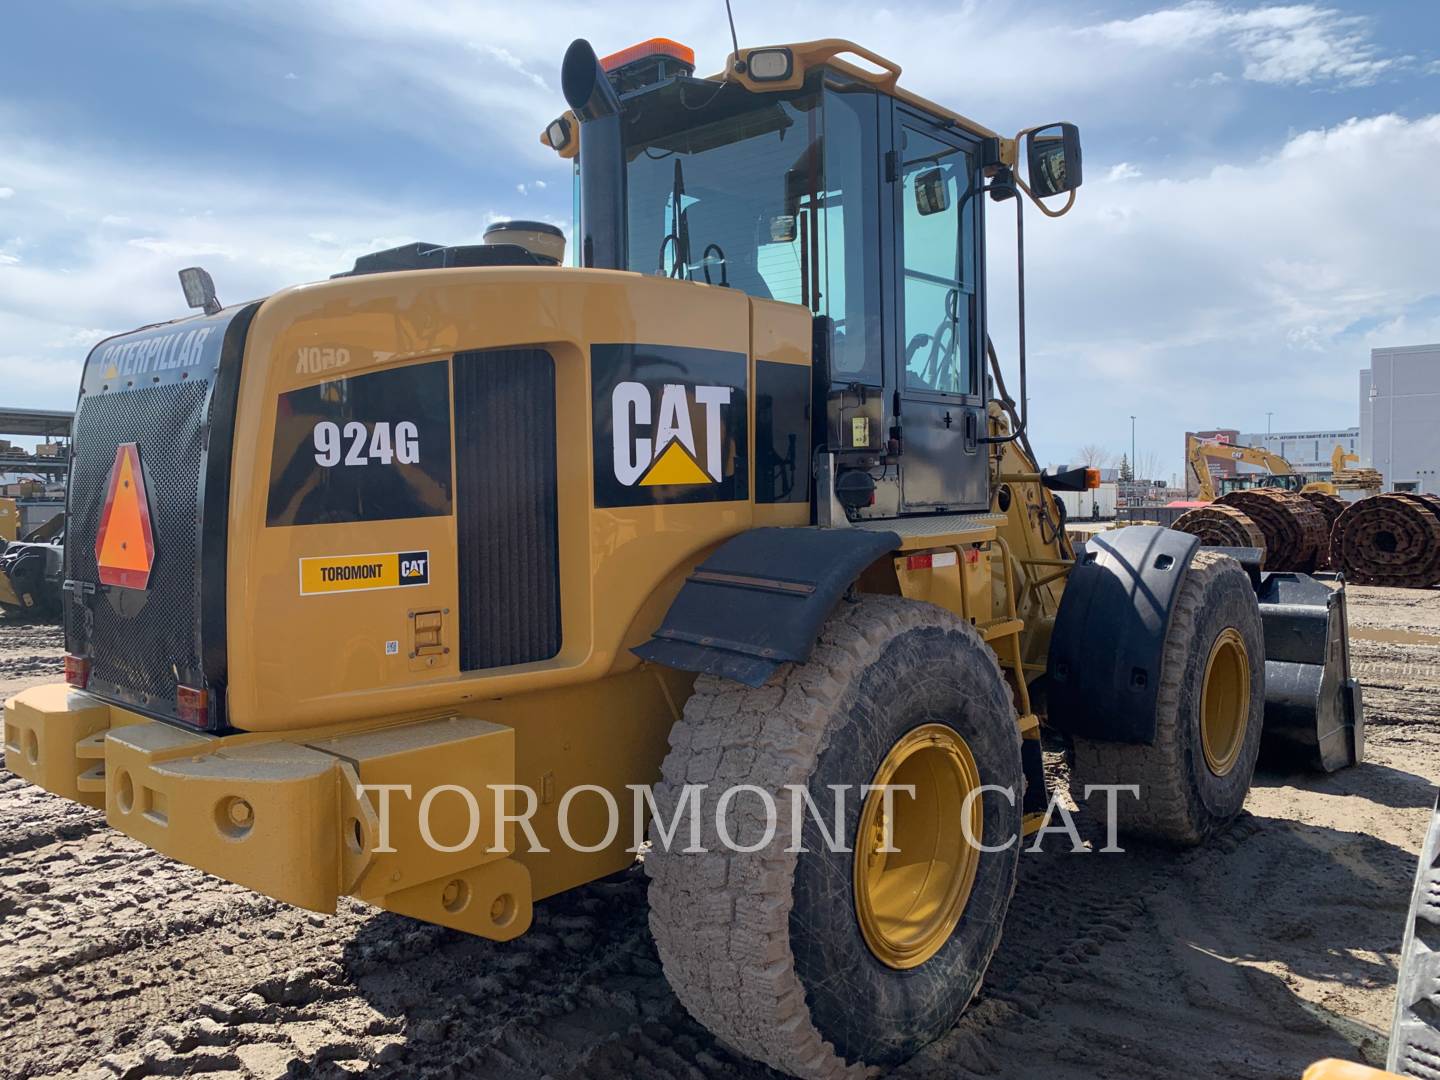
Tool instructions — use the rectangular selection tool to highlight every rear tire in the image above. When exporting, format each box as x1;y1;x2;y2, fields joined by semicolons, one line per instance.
645;595;1022;1078
1070;550;1264;846
5;549;55;618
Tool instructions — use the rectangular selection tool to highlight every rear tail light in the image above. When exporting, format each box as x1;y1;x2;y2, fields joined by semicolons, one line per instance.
64;654;90;689
176;684;209;727
905;551;959;572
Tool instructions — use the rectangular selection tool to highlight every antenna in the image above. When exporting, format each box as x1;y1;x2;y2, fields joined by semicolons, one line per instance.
724;0;740;61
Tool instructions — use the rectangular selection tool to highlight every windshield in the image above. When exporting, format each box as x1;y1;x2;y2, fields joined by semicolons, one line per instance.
624;80;883;384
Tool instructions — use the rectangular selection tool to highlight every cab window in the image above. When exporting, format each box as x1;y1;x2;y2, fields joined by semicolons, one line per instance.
899;125;975;396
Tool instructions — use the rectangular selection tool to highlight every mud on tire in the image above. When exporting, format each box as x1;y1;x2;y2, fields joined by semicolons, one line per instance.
645;595;1023;1078
1070;550;1265;846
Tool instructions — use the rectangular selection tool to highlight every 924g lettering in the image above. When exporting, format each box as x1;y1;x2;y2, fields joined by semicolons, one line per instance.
313;421;420;467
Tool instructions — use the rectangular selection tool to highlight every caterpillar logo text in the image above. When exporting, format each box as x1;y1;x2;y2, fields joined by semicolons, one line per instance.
613;382;732;488
591;344;748;508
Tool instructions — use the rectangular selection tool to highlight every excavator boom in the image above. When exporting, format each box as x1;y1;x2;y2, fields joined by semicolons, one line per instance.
1187;435;1296;501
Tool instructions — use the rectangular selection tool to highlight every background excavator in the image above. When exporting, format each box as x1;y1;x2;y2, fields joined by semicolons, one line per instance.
1187;436;1381;501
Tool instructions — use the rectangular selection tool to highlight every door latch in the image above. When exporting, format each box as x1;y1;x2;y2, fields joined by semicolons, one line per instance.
409;608;449;669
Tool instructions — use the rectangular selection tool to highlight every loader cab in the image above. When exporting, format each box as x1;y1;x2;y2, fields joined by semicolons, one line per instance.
556;39;1021;518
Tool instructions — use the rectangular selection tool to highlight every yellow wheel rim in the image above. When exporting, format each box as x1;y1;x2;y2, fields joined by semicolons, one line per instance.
853;724;982;970
1200;627;1250;776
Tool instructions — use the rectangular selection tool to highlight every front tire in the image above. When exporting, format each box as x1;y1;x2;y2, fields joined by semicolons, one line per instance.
1070;550;1265;845
645;595;1022;1078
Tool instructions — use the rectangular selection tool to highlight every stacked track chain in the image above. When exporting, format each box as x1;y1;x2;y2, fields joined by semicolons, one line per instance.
1171;504;1267;556
1212;489;1330;572
1298;490;1347;568
1332;492;1440;588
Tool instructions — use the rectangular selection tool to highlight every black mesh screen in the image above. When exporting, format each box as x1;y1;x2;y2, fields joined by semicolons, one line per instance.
454;350;562;670
65;381;210;720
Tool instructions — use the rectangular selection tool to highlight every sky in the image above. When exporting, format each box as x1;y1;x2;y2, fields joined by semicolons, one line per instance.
1;0;1437;481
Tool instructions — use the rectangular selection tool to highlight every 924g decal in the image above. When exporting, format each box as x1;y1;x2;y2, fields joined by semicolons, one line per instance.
267;361;452;526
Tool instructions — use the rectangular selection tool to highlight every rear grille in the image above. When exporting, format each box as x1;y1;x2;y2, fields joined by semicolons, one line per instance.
454;349;562;670
65;382;210;719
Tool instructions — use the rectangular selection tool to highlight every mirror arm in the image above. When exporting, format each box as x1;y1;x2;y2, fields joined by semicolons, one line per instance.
980;176;1028;447
1013;173;1078;219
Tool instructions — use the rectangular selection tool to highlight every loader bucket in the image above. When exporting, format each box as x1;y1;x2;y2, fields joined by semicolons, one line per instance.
1255;572;1364;772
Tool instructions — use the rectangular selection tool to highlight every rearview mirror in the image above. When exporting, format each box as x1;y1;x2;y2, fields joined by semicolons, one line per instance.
767;214;798;243
914;168;950;215
1025;123;1083;198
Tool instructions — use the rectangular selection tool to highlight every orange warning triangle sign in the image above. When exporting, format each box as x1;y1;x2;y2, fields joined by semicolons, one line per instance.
639;440;713;487
94;443;156;590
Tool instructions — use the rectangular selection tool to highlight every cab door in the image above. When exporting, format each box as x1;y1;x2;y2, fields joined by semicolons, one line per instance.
890;112;987;512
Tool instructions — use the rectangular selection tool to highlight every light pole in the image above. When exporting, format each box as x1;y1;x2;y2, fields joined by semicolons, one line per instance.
1266;411;1273;447
1130;415;1136;482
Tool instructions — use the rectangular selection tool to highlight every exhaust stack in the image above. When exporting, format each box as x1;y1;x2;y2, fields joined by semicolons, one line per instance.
562;39;627;270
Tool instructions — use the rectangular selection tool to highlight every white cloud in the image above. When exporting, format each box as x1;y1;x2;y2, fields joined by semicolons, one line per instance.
1104;162;1144;181
475;44;549;92
127;237;240;258
78;0;1410;171
0;187;14;199
1096;2;1398;87
1184;71;1231;88
0;125;547;407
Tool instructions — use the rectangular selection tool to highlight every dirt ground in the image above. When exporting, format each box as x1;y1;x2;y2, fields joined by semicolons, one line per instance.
1;585;1437;1080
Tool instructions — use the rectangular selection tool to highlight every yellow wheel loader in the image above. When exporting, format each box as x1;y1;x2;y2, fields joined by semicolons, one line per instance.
5;34;1363;1077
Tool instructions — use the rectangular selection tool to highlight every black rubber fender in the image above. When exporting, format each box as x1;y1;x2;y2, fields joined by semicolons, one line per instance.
632;526;900;687
1046;525;1201;744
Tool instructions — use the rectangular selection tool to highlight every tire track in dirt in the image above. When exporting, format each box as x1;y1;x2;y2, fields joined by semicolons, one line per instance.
0;617;62;699
8;865;681;1080
464;767;1246;1080
0;774;108;857
0;762;1405;1080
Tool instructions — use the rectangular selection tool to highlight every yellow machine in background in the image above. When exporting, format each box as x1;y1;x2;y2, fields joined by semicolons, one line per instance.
6;34;1363;1079
1329;444;1384;495
1187;434;1325;498
1188;436;1382;501
0;503;64;617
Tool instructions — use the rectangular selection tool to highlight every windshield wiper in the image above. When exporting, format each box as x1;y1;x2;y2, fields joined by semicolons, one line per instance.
668;157;691;279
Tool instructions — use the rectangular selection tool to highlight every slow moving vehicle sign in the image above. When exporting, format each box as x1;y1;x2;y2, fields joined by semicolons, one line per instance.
94;442;156;590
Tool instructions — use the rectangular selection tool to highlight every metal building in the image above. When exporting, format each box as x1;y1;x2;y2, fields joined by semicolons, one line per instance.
1237;427;1360;473
1361;343;1440;494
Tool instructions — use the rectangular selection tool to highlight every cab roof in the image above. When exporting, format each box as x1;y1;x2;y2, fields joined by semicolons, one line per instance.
541;38;1015;166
